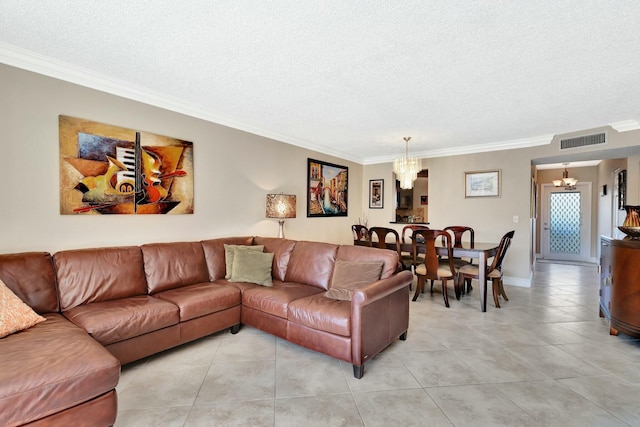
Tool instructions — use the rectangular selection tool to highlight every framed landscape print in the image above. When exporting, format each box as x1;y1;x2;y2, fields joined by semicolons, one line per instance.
307;158;348;217
465;170;501;198
369;179;383;209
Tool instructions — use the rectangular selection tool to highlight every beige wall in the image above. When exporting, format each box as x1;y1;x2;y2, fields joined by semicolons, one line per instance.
364;150;533;286
3;64;640;287
0;64;363;253
362;131;640;286
596;158;627;241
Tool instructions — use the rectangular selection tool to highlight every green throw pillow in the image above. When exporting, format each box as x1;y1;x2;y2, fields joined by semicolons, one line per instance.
223;244;264;279
229;248;274;287
325;260;384;301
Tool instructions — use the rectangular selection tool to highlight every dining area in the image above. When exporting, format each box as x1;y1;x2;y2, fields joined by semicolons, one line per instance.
352;224;515;312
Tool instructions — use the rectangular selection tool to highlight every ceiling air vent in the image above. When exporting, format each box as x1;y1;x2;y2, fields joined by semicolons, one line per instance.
560;132;606;150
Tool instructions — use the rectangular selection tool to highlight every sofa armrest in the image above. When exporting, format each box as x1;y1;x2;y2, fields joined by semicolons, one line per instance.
350;270;412;369
351;270;413;307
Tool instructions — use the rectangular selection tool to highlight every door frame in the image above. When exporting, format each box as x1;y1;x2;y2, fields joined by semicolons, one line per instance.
540;182;592;262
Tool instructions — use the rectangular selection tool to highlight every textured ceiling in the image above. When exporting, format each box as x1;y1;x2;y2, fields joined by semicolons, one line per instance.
1;1;639;164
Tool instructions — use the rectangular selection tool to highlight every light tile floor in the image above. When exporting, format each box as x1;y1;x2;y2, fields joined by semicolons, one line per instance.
116;262;640;426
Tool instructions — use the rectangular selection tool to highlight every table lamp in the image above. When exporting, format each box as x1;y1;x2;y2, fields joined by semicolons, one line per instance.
266;194;296;238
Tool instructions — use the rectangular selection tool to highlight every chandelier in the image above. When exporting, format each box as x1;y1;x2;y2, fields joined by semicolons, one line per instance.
393;137;422;190
552;163;578;190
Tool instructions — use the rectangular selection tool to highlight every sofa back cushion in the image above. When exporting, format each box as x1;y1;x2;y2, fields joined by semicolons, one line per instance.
55;246;147;311
285;240;338;290
0;252;58;314
253;237;296;281
201;237;254;280
336;245;399;279
142;242;209;294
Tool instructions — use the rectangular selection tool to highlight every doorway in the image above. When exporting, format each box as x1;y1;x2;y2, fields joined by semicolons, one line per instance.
541;182;592;262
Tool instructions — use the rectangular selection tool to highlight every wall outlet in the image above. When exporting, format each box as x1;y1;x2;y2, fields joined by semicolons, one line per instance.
513;215;519;223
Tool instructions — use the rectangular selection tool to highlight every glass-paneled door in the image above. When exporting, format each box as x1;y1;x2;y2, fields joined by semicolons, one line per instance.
541;183;592;262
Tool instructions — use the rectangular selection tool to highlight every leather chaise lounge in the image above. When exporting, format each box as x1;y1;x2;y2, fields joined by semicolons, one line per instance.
0;236;412;426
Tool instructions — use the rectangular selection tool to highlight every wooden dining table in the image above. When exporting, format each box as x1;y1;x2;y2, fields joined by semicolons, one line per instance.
382;240;500;312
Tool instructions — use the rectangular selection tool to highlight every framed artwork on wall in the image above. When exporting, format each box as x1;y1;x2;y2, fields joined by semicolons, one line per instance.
369;179;383;209
307;158;348;217
59;115;193;214
618;169;627;210
465;169;501;198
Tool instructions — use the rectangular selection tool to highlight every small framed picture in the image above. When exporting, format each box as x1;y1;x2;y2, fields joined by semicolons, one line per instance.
369;179;384;209
420;195;428;205
465;170;501;198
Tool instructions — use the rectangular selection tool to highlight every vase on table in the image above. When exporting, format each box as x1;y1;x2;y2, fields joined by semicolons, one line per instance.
619;205;640;239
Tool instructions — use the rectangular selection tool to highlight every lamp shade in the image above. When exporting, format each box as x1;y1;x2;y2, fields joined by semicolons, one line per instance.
266;194;296;219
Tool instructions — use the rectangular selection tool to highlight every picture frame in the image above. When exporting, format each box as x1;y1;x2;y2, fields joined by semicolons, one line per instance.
420;195;428;205
618;169;627;210
59;115;194;215
465;169;501;198
369;179;384;209
307;158;348;217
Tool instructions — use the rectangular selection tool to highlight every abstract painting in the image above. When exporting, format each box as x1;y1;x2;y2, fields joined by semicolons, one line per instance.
59;116;193;214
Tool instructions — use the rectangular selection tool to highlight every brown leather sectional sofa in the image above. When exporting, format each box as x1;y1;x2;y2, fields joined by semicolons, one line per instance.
0;236;412;427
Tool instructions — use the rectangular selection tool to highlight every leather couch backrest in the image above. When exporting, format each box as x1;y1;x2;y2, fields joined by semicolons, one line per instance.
54;246;147;311
253;237;296;281
336;245;399;279
285;240;338;290
141;241;209;294
201;236;254;281
0;252;59;314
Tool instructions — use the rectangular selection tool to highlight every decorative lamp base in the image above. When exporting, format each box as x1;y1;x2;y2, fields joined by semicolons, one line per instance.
278;220;286;239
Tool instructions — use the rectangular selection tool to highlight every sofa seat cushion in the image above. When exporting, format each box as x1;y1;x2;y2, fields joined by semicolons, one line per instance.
0;314;120;427
242;282;323;319
155;282;241;322
287;293;351;337
63;296;179;345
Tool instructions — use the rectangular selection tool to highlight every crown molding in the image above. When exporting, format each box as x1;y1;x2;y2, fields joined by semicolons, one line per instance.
609;120;640;132
0;42;362;163
362;134;554;165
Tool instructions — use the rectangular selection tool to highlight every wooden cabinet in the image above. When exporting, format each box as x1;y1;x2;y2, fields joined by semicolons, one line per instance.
606;238;640;338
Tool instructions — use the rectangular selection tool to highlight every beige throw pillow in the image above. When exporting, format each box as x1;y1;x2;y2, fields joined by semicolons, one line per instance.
229;248;274;287
223;244;264;279
325;260;384;301
0;278;46;338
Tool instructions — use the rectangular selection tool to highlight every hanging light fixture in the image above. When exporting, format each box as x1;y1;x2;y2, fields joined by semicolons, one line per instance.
393;136;422;190
552;163;578;190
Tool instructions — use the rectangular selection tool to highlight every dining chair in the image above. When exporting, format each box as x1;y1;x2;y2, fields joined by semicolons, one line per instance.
411;229;458;307
456;230;515;308
443;226;475;291
369;226;403;273
352;224;370;246
401;225;429;271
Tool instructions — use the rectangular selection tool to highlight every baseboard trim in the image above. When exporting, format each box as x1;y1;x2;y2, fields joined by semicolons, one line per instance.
503;274;532;288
